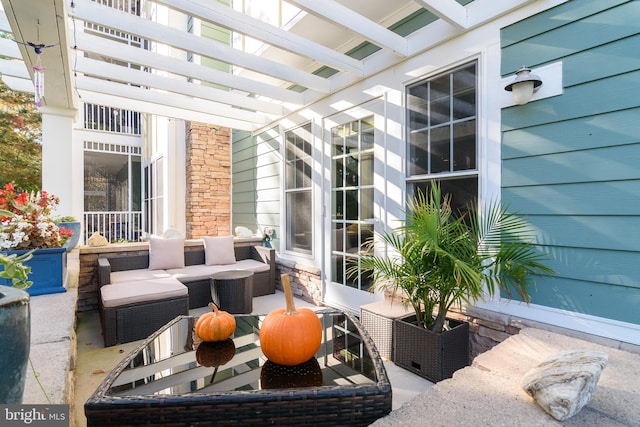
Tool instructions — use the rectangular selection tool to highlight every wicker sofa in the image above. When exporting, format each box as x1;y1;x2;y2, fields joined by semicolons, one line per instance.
97;244;276;346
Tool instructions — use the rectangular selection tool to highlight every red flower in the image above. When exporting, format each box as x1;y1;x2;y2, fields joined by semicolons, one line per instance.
0;182;71;249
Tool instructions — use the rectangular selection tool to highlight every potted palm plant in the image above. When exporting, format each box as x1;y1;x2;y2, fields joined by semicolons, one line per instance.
353;183;554;382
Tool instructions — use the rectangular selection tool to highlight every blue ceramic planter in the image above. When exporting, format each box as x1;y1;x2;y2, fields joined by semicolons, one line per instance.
0;248;67;296
59;221;81;251
0;285;30;403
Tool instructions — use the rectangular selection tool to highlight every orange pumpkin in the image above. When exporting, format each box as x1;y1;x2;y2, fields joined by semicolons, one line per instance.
195;303;236;342
259;274;322;366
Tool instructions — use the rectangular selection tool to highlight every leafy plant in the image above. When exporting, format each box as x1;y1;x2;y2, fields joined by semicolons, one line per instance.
353;183;554;333
0;250;33;290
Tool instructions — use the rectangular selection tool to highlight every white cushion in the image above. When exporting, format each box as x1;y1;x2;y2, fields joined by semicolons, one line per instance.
100;278;187;308
111;269;171;284
203;235;236;265
148;236;185;270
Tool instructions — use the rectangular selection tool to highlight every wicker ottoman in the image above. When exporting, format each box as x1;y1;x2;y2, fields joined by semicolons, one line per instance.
210;270;254;314
360;300;414;361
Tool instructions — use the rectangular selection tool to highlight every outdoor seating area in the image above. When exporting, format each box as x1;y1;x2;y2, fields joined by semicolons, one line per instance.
2;1;640;425
20;250;640;427
96;236;276;346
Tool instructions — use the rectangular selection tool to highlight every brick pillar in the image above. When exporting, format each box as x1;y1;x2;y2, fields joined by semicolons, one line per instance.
185;122;231;239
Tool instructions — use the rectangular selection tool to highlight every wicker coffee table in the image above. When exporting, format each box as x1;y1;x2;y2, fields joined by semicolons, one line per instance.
84;310;391;426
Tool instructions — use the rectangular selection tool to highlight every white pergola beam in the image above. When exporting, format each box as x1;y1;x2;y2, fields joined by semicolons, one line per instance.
0;38;22;59
1;75;34;93
466;0;539;28
73;0;331;93
75;32;305;106
154;0;363;76
415;0;468;29
0;58;29;79
287;0;409;56
0;12;10;32
75;56;284;117
76;79;264;130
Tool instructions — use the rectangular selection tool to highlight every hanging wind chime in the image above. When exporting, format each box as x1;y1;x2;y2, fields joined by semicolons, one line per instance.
16;19;59;107
32;51;45;107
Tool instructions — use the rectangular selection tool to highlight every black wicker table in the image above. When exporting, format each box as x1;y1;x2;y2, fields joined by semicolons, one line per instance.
210;270;254;314
84;310;391;426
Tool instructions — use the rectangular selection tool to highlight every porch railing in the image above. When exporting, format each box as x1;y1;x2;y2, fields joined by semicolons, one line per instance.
83;211;143;243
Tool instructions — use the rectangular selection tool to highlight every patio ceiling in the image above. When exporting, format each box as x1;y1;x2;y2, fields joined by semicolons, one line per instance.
0;0;537;131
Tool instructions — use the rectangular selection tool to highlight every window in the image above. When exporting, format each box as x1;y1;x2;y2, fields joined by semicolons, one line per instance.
407;62;478;211
331;117;374;290
83;142;142;242
284;123;312;254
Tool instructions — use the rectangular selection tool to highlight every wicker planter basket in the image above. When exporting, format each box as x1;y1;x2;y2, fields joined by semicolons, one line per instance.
393;315;469;382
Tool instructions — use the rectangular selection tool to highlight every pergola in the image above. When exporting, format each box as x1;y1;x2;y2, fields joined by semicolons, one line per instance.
0;0;538;131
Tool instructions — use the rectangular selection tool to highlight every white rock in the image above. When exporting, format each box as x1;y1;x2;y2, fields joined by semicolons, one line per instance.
521;350;608;421
87;231;109;247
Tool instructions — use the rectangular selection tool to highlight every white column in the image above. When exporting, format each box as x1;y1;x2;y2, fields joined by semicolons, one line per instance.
40;107;81;220
167;118;186;234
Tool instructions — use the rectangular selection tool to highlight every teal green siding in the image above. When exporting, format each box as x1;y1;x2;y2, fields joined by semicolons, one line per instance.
500;0;640;325
231;128;282;250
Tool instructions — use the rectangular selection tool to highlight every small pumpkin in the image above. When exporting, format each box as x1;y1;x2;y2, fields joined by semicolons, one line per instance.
260;357;323;389
195;339;236;384
259;274;322;366
195;303;236;342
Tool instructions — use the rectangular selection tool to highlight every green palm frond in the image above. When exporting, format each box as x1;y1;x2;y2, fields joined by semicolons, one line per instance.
348;182;554;333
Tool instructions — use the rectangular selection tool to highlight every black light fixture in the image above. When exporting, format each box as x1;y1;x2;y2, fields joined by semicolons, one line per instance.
504;66;543;105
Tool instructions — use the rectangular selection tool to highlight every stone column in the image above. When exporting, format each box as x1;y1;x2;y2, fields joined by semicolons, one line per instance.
185;123;231;239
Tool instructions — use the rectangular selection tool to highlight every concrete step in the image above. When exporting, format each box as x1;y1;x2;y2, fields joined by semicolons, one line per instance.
370;328;640;426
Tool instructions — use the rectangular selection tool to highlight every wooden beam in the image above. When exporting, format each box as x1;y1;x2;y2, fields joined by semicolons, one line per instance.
287;0;408;56
75;32;305;106
76;78;267;130
154;0;363;76
0;58;29;79
1;75;34;93
415;0;468;29
73;0;331;92
75;56;284;116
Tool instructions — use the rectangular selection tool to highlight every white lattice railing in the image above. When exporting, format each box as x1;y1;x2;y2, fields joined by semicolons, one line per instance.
83;211;143;243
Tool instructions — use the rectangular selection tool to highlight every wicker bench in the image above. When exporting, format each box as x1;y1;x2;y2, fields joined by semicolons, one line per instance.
97;245;275;346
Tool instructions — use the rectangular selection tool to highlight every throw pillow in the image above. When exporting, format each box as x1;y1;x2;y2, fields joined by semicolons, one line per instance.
148;236;185;270
204;235;237;265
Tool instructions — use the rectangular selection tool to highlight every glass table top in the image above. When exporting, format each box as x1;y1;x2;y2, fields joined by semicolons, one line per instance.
103;309;384;397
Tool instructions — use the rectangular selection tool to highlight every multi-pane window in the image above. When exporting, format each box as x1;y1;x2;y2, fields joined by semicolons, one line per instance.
284;123;313;254
407;62;478;213
83;141;142;242
331;117;375;290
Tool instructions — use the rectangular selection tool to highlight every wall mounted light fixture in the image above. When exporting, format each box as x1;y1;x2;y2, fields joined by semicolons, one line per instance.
504;66;543;105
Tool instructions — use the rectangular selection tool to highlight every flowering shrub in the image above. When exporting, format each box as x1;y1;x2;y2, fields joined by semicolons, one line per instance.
0;183;73;250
